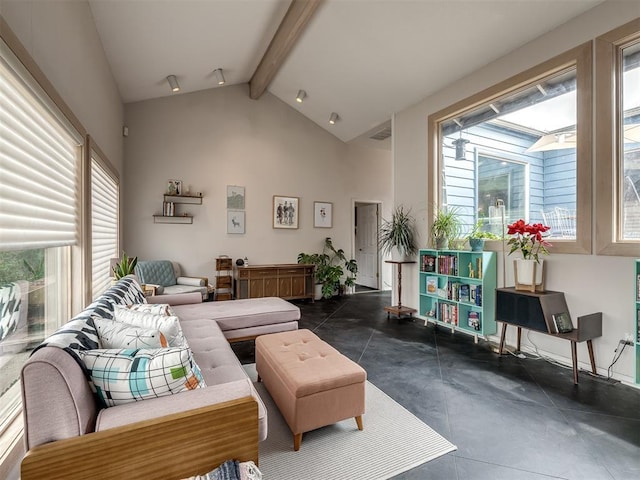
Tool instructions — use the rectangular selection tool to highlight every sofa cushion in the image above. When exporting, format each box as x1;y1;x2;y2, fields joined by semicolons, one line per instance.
95;378;268;442
79;347;206;407
113;306;187;348
163;284;208;297
94;318;167;349
135;261;177;287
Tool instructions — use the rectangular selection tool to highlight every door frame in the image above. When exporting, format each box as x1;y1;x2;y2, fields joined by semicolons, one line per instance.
351;199;383;290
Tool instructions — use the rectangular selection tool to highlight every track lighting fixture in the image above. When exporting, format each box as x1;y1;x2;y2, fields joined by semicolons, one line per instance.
296;90;306;103
329;112;339;125
214;68;225;85
166;75;180;92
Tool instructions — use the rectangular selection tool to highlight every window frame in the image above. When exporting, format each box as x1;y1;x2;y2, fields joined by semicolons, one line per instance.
595;18;640;256
428;42;593;255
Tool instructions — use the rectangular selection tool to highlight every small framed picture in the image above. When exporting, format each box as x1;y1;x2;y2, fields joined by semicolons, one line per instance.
167;179;182;195
227;185;245;209
273;195;299;229
227;210;245;234
314;201;333;228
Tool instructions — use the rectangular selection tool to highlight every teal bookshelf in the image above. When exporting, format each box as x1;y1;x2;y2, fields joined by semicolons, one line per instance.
418;249;497;340
635;260;640;384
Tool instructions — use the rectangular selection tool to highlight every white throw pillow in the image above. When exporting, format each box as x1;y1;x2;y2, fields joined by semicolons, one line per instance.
79;347;206;407
113;305;187;348
121;303;176;317
94;318;167;349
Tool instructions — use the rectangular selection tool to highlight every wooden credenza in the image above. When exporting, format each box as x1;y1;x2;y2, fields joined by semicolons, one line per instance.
236;264;315;301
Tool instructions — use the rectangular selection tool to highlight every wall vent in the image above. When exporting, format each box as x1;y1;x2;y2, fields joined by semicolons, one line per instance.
369;126;392;140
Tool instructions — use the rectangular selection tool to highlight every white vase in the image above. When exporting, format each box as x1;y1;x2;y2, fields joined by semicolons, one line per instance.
514;259;545;292
314;283;323;301
391;247;412;262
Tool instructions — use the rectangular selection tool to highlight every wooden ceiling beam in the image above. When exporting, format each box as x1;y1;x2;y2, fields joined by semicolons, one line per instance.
249;0;324;100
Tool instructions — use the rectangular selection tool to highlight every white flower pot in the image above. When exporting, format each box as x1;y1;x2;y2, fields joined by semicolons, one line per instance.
391;247;412;262
514;259;545;292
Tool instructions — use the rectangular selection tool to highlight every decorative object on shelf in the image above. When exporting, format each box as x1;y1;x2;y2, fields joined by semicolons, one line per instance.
431;206;461;250
379;205;418;261
507;219;551;292
236;258;244;266
167;179;182;195
227;210;245;234
313;201;333;228
273;195;299;229
467;219;500;252
111;252;138;280
298;237;357;299
227;185;245;209
243;256;249;267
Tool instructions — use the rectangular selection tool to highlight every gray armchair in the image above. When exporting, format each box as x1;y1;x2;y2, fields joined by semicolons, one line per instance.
134;260;209;300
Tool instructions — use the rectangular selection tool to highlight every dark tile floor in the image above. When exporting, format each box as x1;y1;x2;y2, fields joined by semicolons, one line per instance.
232;291;640;480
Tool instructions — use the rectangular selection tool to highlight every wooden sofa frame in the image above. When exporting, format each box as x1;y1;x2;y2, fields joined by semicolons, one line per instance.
21;396;259;480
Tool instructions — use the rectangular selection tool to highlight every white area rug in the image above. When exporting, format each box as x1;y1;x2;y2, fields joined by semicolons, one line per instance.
244;364;456;480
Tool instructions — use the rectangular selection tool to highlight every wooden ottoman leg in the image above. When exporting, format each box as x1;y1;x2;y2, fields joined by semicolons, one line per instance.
293;433;303;451
355;415;363;431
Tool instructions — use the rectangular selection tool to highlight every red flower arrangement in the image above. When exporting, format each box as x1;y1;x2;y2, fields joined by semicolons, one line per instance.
507;220;552;263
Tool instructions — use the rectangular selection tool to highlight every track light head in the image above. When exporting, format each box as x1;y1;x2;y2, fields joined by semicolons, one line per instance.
214;68;225;85
296;90;306;103
166;75;180;92
329;112;339;125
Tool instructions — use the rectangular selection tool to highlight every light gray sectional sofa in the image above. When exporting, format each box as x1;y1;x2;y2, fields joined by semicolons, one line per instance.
19;276;300;479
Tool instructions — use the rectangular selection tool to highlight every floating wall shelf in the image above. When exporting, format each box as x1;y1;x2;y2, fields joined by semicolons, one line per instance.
153;215;193;224
163;194;203;205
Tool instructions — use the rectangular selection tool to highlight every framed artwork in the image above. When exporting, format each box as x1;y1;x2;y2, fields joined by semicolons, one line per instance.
227;185;245;209
314;201;333;228
167;179;182;195
273;195;299;229
227;210;245;234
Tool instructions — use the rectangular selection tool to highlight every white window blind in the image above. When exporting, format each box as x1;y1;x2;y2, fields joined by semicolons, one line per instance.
0;40;82;250
91;156;119;299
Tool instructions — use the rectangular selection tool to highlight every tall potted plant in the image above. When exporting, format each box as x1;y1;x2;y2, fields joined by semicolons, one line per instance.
431;206;461;249
379;205;418;261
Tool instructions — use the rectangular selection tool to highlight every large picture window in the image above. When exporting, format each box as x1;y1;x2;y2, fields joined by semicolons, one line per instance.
428;42;592;254
0;32;83;470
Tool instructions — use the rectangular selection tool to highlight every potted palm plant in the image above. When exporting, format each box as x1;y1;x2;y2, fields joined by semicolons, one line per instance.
379;205;418;261
431;206;461;249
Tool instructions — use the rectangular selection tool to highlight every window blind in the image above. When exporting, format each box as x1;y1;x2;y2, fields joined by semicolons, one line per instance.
91;156;119;299
0;40;82;250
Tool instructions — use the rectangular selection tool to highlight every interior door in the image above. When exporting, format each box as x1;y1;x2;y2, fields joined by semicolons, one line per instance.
355;203;379;289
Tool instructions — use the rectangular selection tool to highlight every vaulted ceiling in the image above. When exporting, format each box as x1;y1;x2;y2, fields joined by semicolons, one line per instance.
88;0;604;143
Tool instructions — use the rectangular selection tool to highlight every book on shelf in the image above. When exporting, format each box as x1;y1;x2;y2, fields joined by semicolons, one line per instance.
459;284;470;303
637;274;640;301
423;255;436;272
552;312;573;333
475;284;482;306
467;311;480;331
470;284;477;302
426;277;437;294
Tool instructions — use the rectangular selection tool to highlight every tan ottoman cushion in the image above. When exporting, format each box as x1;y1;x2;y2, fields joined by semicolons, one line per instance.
256;329;366;449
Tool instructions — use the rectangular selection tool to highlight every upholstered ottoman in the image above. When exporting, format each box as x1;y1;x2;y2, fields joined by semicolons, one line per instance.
255;329;366;451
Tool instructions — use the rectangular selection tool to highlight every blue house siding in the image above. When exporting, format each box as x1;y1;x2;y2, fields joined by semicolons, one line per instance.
441;123;576;235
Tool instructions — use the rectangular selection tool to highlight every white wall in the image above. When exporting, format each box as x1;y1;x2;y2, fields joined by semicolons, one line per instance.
124;84;393;289
394;0;640;384
1;0;124;172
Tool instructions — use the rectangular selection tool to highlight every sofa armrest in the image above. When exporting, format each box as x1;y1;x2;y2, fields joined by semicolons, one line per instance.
147;292;202;305
177;276;209;287
21;396;258;480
